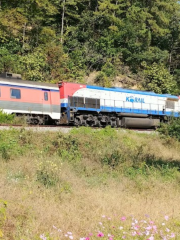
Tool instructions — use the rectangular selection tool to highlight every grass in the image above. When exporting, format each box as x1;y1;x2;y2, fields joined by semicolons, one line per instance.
0;127;180;239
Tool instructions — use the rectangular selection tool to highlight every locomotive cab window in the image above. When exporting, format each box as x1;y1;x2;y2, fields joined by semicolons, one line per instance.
10;88;21;99
44;92;48;101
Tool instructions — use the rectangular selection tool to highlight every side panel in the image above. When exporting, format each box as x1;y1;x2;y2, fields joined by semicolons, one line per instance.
0;84;60;120
66;86;179;116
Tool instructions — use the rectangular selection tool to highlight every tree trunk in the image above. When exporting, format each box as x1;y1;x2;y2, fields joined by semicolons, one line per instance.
22;23;26;50
61;0;66;44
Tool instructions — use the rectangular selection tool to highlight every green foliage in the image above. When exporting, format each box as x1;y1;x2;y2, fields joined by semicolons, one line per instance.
52;133;81;163
94;72;112;87
36;159;62;188
0;199;7;238
0;0;180;87
0;110;14;124
158;117;180;141
143;63;177;94
0;47;19;73
19;50;47;81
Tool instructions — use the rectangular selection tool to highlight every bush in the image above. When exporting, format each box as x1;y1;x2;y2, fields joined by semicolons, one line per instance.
158;117;180;141
0;110;14;124
36;159;62;188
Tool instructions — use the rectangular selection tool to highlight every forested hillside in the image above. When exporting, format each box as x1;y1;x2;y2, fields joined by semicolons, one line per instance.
0;0;180;94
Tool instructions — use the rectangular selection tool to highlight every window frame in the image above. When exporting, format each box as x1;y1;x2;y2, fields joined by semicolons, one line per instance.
44;92;48;101
10;88;21;99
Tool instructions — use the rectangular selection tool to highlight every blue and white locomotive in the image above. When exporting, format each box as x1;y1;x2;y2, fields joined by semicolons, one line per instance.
59;82;180;128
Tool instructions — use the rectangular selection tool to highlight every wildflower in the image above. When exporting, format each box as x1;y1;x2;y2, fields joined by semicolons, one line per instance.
133;225;140;231
121;216;126;221
69;236;73;240
147;236;154;240
162;223;165;226
122;236;126;239
164;215;169;221
166;228;170;232
99;222;103;225
146;226;152;231
170;233;175;238
119;226;123;230
53;225;57;229
85;238;89;240
40;234;47;240
109;238;113;240
89;233;93;236
102;215;106;218
131;231;136;236
67;232;72;235
97;232;104;237
145;230;150;236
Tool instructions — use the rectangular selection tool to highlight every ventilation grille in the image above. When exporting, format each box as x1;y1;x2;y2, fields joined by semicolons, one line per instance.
166;100;175;109
69;96;100;109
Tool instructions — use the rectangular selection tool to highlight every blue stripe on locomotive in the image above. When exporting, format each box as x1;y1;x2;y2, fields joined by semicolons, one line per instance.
86;85;179;99
61;103;179;117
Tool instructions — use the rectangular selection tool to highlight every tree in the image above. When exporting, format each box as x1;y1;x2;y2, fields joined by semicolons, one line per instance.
143;63;177;94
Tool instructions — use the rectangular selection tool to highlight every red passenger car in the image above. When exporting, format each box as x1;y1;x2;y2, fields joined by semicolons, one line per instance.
0;73;60;124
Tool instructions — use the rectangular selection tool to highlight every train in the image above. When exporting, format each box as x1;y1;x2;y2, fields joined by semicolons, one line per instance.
0;72;60;125
0;72;180;128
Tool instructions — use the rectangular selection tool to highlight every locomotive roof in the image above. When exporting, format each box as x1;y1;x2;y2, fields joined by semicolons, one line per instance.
0;76;59;90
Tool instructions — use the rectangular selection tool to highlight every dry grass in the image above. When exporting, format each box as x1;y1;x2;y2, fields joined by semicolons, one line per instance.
0;128;180;239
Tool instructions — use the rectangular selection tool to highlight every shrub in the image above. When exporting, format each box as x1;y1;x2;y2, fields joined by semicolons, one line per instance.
0;110;14;124
36;159;62;188
158;117;180;141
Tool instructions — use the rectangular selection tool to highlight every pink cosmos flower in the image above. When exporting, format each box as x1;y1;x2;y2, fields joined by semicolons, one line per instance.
40;234;47;240
121;216;126;221
85;238;90;240
147;236;154;240
170;233;175;238
132;231;136;236
164;215;169;221
97;232;104;237
146;226;152;231
89;233;93;236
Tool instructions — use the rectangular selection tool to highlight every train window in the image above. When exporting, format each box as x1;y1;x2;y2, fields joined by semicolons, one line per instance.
44;92;48;101
10;88;21;99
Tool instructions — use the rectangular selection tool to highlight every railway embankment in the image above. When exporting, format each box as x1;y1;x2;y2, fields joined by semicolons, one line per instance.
0;127;180;239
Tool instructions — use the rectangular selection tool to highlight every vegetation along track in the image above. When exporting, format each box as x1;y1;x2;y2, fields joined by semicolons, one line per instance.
0;124;156;134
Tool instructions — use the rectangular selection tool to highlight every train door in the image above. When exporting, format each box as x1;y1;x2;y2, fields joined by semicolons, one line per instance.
42;89;52;114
